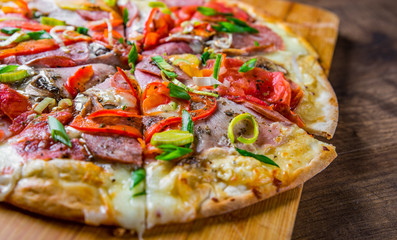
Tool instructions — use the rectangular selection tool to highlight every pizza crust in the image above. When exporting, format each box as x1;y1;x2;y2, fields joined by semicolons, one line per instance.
6;159;116;225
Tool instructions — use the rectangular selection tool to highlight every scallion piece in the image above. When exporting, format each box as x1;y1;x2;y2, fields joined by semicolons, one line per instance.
228;113;259;144
182;110;193;134
27;30;52;40
123;8;129;25
128;42;138;73
239;58;257;73
151;130;194;146
151;55;174;72
155;144;193;161
40;17;66;26
172;79;219;98
148;1;167;8
152;56;178;79
254;40;259;46
213;54;222;80
0;65;18;74
1;27;20;35
34;97;56;114
104;0;117;7
76;27;88;35
197;6;233;16
48;116;72;147
131;168;145;188
0;70;29;83
235;148;279;167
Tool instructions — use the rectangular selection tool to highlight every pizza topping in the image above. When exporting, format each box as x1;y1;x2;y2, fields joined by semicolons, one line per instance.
228;113;259;144
212;53;222;80
239;58;257;73
172;79;219;98
196;6;233;17
0;69;29;83
70;115;142;139
155;144;193;161
1;27;20;34
143;7;174;50
76;26;88;35
131;168;146;197
40;16;66;26
212;17;258;34
48;115;72;147
64;65;94;98
168;82;191;100
33;97;56;114
151;55;178;79
0;84;31;121
235;147;279;167
83;133;143;164
151;130;193;146
181;109;193;134
128;42;138;73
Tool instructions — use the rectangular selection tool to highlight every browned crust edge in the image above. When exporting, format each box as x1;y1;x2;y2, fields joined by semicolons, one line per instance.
198;145;337;218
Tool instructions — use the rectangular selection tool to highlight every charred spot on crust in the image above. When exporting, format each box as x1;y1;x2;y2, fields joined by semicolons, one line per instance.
323;146;330;151
252;188;262;199
211;197;219;202
273;177;282;192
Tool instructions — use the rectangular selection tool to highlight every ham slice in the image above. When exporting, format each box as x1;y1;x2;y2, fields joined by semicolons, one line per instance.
142;42;194;56
228;25;284;54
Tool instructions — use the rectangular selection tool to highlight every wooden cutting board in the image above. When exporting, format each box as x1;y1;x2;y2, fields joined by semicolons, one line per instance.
0;0;339;239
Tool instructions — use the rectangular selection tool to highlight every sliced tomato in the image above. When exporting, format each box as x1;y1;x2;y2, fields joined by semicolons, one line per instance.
143;8;174;50
64;65;94;98
70;115;142;138
116;67;140;100
141;82;171;115
189;94;217;121
0;84;31;121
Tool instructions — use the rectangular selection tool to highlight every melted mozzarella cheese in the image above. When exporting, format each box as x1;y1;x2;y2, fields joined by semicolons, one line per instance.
0;144;24;201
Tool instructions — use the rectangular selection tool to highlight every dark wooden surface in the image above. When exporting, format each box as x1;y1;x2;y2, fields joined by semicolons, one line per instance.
290;0;397;239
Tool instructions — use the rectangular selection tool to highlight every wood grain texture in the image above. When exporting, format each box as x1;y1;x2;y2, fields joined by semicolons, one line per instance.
291;0;397;239
0;0;342;239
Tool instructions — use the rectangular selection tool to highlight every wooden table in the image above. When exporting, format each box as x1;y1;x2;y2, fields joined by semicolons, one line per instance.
0;0;396;239
291;0;397;239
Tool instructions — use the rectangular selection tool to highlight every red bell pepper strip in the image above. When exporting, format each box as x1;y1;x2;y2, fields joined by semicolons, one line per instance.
144;116;181;143
88;109;141;119
144;93;217;143
64;65;94;98
116;67;140;100
0;39;57;59
141;82;171;115
142;8;174;50
70;115;142;138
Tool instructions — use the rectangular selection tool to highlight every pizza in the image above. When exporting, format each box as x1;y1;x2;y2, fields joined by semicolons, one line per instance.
0;0;338;236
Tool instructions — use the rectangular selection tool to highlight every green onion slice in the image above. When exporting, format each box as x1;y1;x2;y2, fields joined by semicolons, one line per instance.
201;50;216;66
149;1;167;8
1;27;20;35
151;130;194;146
254;40;259;46
48;116;72;147
151;55;174;72
34;97;56;114
172;79;219;98
213;54;222;80
104;0;117;7
182;110;193;134
155;144;193;161
239;58;257;73
0;65;18;74
123;8;129;25
40;17;66;26
235;147;279;167
131;168;145;188
27;30;52;40
76;27;88;35
197;6;233;16
228;113;259;144
128;42;138;73
0;69;29;83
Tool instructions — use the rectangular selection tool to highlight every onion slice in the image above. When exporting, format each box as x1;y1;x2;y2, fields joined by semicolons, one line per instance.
192;76;222;86
50;26;75;53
